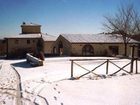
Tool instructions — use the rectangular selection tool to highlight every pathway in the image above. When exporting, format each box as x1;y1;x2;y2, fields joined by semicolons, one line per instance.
0;61;22;105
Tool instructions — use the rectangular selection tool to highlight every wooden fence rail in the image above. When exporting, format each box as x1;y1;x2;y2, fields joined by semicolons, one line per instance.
70;58;139;79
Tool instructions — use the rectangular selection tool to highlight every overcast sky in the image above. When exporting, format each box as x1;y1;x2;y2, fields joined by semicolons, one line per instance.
0;0;140;36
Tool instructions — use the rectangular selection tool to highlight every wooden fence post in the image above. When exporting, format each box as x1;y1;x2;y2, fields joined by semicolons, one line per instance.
71;60;74;78
136;58;138;74
130;45;136;73
106;59;109;75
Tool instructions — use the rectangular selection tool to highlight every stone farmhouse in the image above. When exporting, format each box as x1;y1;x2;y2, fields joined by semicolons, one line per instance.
3;22;57;58
0;22;140;58
54;34;140;57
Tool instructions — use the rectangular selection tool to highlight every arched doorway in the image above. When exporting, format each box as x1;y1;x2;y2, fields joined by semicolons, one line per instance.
82;44;94;56
58;41;63;55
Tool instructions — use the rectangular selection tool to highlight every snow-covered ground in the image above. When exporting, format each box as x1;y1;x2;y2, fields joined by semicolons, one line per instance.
0;60;20;105
0;57;140;105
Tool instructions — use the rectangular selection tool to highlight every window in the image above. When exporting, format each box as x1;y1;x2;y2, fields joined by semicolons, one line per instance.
2;40;6;44
33;40;35;43
109;46;119;55
15;39;19;44
27;39;30;44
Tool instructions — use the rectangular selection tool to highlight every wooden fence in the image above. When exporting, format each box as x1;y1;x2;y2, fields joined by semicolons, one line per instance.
70;58;139;79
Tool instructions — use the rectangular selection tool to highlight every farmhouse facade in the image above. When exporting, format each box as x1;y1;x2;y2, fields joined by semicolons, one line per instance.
54;34;139;57
0;22;140;58
5;34;42;58
3;22;56;58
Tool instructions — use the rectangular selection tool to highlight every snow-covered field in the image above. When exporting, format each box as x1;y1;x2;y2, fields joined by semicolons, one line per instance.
0;57;140;105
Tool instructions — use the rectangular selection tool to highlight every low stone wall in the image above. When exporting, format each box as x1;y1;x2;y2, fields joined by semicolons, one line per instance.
26;53;43;66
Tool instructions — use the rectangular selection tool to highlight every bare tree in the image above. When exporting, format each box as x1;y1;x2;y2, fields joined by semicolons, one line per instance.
103;3;140;56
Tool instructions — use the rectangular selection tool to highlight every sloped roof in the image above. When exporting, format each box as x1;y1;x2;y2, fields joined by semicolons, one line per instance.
42;34;57;41
4;33;57;41
5;34;42;39
60;34;139;43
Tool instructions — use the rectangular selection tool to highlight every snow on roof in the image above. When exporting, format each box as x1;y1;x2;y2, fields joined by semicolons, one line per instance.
60;34;139;43
0;36;5;40
4;33;57;41
21;22;41;27
42;34;57;41
5;34;42;39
